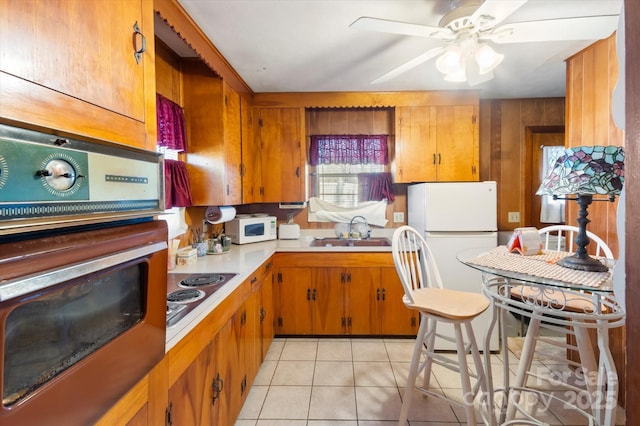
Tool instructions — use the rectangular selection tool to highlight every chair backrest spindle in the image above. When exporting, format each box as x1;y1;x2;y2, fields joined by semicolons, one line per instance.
392;226;444;305
538;225;613;259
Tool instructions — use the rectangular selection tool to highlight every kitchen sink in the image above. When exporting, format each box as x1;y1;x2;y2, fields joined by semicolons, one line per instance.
310;237;391;247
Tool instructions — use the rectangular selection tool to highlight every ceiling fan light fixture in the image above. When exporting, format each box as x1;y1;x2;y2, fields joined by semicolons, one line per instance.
443;68;467;82
474;43;503;75
435;45;463;75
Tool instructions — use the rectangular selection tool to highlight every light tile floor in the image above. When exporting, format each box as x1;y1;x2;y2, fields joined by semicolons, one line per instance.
236;337;626;426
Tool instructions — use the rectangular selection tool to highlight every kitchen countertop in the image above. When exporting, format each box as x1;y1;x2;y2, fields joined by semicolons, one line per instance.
165;229;395;351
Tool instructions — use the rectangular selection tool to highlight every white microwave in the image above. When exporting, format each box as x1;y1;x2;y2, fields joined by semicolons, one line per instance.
226;216;277;244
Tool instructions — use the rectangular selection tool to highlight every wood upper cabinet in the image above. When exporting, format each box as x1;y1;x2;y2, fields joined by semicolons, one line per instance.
183;61;242;205
395;105;479;183
254;107;306;203
0;0;156;149
241;98;261;203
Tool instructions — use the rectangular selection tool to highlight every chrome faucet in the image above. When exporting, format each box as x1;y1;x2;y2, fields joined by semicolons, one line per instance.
348;215;370;239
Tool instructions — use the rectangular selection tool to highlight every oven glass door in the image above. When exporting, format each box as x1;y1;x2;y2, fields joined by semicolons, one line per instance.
3;260;145;406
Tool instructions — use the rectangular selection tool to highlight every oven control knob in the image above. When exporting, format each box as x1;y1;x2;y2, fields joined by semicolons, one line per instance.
36;159;77;191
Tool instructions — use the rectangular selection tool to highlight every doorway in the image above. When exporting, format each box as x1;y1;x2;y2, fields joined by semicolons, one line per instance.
525;126;565;229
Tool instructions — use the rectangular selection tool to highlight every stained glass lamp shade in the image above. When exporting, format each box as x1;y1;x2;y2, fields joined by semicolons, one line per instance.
536;146;625;272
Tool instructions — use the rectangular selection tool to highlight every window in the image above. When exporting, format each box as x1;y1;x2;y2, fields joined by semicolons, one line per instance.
309;135;393;209
315;163;384;208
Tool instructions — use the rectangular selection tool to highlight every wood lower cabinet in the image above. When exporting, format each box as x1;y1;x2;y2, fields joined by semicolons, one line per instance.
395;105;479;182
0;0;157;149
167;340;217;425
258;261;275;361
378;268;419;335
273;253;417;336
274;267;313;334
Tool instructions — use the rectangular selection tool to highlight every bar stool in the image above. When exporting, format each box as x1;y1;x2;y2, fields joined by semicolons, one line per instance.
392;226;489;426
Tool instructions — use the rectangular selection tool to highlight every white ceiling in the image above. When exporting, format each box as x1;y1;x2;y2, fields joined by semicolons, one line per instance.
162;0;623;99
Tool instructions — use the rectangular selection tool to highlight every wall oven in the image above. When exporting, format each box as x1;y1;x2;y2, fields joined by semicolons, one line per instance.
0;124;167;425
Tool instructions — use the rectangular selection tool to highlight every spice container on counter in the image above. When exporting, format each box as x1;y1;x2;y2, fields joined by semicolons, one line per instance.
207;237;222;254
222;235;231;252
176;247;198;265
207;235;231;254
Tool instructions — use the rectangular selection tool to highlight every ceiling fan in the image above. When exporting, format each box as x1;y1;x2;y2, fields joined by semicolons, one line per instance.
351;0;619;86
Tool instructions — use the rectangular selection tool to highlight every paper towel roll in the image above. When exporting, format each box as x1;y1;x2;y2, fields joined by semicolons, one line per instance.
205;206;236;224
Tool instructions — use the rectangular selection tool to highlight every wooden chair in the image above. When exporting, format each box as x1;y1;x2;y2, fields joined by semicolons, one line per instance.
392;226;488;426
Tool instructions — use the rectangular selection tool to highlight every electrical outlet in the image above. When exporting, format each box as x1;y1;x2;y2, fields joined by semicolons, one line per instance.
393;212;404;223
508;212;520;223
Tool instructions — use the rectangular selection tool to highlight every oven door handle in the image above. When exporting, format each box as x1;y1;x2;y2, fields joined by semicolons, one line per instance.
0;241;167;302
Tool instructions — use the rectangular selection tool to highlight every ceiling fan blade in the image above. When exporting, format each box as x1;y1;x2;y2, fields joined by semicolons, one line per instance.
371;47;446;85
491;15;620;44
350;17;453;39
470;0;528;30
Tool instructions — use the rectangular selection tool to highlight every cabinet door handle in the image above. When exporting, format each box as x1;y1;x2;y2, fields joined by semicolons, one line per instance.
376;288;380;300
296;166;300;177
307;288;311;300
211;374;222;406
438;153;442;164
132;21;146;64
312;288;317;301
165;402;173;426
381;288;386;301
432;153;436;165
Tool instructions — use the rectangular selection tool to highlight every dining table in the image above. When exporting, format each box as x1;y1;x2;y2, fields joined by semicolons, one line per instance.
458;246;625;426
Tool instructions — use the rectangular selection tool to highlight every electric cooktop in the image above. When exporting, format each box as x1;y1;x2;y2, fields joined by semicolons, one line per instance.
166;272;237;328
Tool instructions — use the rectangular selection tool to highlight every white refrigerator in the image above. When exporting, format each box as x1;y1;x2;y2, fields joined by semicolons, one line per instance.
407;181;499;351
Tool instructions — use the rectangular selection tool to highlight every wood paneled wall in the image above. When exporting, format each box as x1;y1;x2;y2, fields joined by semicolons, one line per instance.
479;98;566;230
565;32;626;405
566;34;624;256
625;0;640;420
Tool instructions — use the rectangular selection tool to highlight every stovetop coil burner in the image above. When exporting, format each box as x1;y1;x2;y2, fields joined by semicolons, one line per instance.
167;289;205;304
166;272;237;328
180;274;225;287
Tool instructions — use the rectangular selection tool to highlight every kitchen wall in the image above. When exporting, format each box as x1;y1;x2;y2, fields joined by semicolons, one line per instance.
479;97;566;231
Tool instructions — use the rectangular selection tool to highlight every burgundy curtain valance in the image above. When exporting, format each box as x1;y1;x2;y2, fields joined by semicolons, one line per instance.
164;159;193;209
309;135;388;166
156;93;186;151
